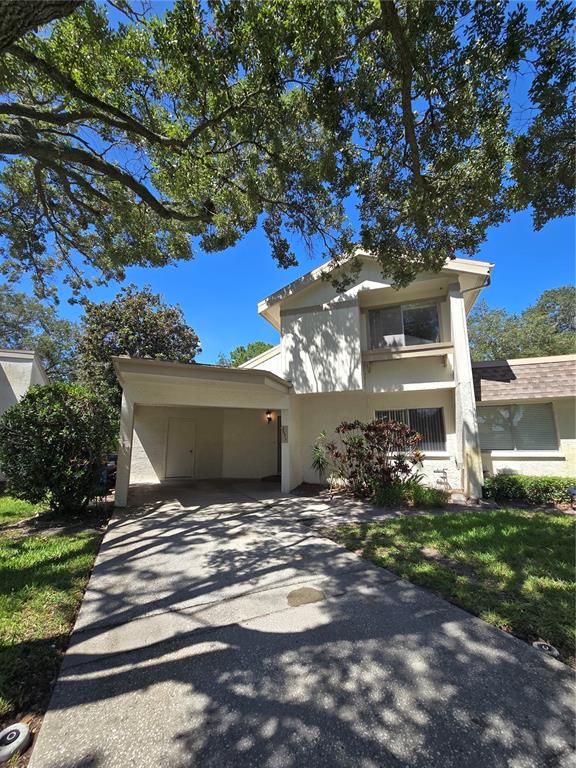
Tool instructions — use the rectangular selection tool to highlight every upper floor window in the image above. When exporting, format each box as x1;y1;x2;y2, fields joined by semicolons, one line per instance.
368;303;440;349
376;408;446;451
477;403;558;451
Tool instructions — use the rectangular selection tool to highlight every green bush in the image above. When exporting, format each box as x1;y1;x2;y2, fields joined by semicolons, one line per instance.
313;419;423;498
374;483;406;507
0;383;117;514
410;484;451;508
375;481;450;508
483;473;576;505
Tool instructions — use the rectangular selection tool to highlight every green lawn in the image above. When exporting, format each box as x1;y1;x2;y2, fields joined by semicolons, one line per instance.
323;508;576;666
0;495;45;526
0;495;104;723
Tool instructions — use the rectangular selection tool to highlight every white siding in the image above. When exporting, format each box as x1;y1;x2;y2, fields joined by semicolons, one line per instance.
363;357;454;392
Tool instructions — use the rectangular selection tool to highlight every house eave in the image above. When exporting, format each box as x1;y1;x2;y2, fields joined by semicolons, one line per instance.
0;348;49;383
258;252;494;325
112;355;291;391
239;343;281;369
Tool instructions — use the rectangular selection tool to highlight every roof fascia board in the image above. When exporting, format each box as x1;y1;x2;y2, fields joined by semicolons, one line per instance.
472;353;576;367
259;253;493;317
112;356;291;390
238;343;281;368
0;349;36;360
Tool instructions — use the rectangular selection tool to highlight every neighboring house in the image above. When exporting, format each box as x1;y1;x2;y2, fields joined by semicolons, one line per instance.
113;253;576;506
473;355;575;478
0;349;49;416
0;349;49;479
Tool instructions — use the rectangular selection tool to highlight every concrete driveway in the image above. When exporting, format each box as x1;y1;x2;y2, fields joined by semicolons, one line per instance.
30;481;575;768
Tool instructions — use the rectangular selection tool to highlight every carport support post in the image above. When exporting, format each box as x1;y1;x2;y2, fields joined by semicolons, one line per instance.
449;284;483;500
115;391;134;507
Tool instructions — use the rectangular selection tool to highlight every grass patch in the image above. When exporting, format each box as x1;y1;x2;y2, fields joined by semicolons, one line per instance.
323;508;576;666
0;495;45;526
0;495;104;724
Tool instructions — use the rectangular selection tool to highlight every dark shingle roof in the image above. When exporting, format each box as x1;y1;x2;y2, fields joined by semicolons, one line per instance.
472;355;576;402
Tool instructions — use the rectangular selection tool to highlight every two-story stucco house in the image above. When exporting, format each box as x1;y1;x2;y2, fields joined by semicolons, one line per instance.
113;253;576;506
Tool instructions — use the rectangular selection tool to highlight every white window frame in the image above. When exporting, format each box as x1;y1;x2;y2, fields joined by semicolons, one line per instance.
368;301;441;350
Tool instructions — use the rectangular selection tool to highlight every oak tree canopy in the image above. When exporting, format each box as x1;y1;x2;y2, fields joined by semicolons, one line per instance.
1;0;573;298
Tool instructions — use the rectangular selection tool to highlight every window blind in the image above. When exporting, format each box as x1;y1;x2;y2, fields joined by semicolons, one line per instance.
408;408;446;451
477;403;558;451
368;306;403;349
375;408;445;451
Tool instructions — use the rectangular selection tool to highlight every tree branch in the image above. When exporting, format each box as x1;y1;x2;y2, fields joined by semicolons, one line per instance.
182;84;269;147
41;159;113;206
0;101;118;128
0;131;201;222
7;48;273;154
379;0;425;190
8;44;180;147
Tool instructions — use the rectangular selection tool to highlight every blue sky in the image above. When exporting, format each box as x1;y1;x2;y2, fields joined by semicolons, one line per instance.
49;208;574;364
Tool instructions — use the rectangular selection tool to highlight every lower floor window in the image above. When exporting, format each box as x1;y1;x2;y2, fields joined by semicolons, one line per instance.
375;408;446;451
477;402;558;451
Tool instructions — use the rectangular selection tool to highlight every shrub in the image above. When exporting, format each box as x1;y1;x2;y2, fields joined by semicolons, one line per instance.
375;480;450;508
409;484;451;508
311;430;330;480
0;383;117;514
483;473;576;505
374;483;406;507
313;419;424;499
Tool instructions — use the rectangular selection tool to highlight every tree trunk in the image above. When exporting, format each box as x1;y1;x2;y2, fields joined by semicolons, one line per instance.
0;0;83;54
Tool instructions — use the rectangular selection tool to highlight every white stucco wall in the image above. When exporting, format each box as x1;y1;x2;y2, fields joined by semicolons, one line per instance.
222;408;278;478
0;359;33;415
363;358;455;392
30;359;49;387
292;389;460;490
130;405;278;484
281;303;363;393
275;260;464;396
480;398;576;478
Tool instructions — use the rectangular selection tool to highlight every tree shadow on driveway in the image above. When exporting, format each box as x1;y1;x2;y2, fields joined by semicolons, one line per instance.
29;488;576;768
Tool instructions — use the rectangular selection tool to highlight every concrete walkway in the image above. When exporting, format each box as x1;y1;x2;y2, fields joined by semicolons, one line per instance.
30;481;575;768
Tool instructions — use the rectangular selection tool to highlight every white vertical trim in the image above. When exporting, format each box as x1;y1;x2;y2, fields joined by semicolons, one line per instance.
115;391;134;507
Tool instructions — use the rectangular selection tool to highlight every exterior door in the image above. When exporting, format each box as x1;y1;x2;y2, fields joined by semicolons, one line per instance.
166;419;196;478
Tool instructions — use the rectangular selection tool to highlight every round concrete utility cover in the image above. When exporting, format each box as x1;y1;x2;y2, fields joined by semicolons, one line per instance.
532;641;560;658
0;723;32;763
287;587;326;607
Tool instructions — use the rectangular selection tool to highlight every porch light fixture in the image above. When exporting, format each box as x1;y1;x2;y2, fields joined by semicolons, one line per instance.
266;410;272;423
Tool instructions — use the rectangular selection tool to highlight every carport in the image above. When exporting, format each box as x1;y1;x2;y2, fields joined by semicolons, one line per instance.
112;356;296;506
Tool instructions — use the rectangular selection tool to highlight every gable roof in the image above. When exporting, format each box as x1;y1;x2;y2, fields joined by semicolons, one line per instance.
472;354;576;402
258;251;493;329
